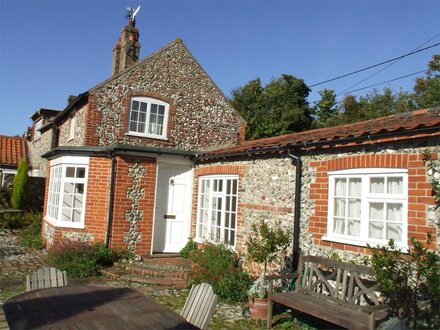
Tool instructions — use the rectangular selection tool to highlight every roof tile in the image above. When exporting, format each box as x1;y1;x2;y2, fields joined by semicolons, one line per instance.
201;108;440;159
0;135;27;166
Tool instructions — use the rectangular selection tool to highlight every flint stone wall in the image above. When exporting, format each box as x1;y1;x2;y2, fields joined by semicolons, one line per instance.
91;40;244;150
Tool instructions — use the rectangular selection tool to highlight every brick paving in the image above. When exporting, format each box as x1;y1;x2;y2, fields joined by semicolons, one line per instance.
0;233;47;273
1;232;48;330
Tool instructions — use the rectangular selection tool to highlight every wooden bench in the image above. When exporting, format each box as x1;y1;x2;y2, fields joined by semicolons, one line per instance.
266;254;387;330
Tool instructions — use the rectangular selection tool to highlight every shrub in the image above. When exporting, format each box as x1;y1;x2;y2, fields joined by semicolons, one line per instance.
189;243;252;302
180;238;198;258
11;159;28;209
369;237;440;329
47;240;119;278
19;212;43;249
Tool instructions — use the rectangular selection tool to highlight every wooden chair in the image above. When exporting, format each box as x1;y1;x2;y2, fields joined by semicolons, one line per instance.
181;283;218;330
26;267;68;292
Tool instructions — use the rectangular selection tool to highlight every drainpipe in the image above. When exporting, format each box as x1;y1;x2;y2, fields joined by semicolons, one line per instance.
105;151;117;248
287;147;302;272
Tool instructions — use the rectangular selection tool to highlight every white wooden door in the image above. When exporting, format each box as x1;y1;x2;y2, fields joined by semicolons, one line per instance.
153;163;192;253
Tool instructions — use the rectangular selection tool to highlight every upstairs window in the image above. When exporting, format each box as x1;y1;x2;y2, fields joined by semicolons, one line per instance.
34;119;43;141
128;97;169;139
325;168;408;249
68;115;76;141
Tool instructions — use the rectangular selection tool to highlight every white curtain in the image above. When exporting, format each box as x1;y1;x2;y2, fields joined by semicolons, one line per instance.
387;177;403;194
370;177;384;193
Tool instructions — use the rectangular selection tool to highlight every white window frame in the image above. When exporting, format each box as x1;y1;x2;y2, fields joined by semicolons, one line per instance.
68;115;76;141
196;175;238;248
45;156;89;229
127;97;169;140
0;169;16;186
323;168;408;250
34;119;43;141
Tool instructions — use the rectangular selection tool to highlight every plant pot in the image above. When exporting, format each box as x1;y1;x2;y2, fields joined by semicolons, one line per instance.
249;297;268;320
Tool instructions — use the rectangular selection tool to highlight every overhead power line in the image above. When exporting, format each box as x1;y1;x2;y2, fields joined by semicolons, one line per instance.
309;41;440;88
337;33;440;94
336;69;426;96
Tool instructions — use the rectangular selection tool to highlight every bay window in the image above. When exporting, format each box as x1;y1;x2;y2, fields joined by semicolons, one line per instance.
196;175;238;247
46;156;89;228
325;168;408;248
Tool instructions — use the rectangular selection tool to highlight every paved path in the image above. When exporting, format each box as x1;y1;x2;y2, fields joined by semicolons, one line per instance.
1;232;47;329
0;233;46;272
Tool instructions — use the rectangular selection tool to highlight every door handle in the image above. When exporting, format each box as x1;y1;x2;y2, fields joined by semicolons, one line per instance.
163;214;176;219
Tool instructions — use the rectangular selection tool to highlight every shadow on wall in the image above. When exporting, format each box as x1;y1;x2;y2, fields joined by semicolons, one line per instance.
27;177;45;211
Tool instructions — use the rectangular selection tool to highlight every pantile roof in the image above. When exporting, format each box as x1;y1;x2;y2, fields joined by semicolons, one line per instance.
199;108;440;160
0;135;27;166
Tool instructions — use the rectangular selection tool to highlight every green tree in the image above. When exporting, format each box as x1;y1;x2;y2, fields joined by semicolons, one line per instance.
11;159;28;209
314;88;339;128
231;74;313;139
413;54;440;108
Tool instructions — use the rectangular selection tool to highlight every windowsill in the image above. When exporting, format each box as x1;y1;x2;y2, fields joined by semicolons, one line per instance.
126;132;168;141
44;216;85;229
322;235;408;252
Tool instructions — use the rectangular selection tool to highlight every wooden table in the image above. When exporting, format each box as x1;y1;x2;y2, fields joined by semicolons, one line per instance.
4;285;199;329
0;209;23;235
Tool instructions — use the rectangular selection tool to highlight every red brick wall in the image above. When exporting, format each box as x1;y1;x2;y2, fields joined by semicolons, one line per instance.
109;155;157;254
84;95;100;146
309;153;437;252
42;157;111;246
42;155;157;255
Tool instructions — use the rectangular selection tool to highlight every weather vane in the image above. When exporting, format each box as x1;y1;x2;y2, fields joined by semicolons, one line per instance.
126;5;141;23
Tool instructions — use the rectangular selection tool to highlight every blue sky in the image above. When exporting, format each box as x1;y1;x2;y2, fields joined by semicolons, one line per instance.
0;0;439;136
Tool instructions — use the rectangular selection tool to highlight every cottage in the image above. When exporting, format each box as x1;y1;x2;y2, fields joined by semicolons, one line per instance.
39;15;439;262
196;108;440;264
39;16;245;253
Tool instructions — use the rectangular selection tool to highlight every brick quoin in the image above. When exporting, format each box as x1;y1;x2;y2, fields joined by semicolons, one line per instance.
309;153;437;253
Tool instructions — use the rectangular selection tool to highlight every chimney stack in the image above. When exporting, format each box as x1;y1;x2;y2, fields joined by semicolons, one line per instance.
112;16;141;76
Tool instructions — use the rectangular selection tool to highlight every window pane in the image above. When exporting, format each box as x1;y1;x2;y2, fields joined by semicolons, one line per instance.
387;224;402;241
64;182;74;194
349;178;361;197
348;199;361;218
334;178;346;196
369;202;384;220
333;217;345;234
158;105;165;115
387;177;403;194
369;221;384;239
72;209;82;222
348;219;361;236
334;198;346;217
140;102;147;113
370;177;384;193
66;167;75;178
132;100;139;110
76;168;86;178
387;203;402;222
150;103;158;114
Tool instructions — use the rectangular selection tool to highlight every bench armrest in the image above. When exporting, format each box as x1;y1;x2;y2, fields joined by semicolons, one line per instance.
265;273;299;281
364;304;389;313
266;273;299;297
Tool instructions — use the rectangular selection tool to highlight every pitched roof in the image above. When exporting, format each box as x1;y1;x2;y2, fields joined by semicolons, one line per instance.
198;108;440;160
0;135;27;166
